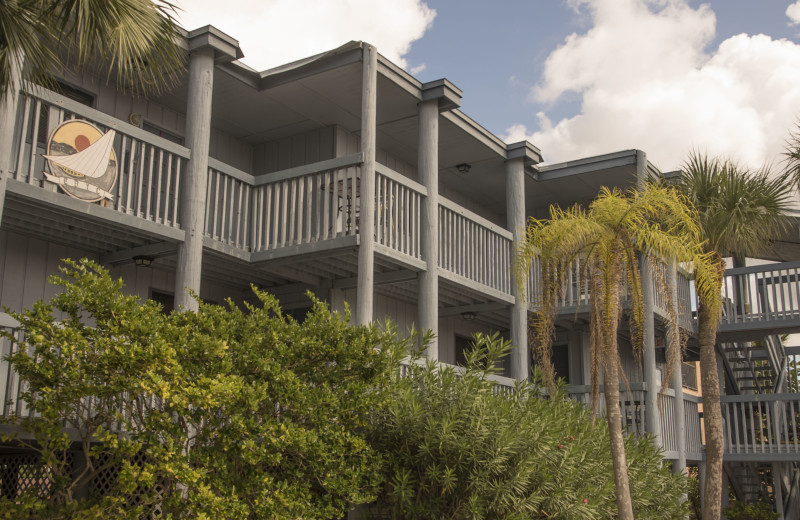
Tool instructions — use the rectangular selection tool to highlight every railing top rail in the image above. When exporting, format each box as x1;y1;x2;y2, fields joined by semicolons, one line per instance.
566;382;649;393
375;163;428;196
208;157;256;185
723;260;800;276
22;84;191;158
720;393;800;403
254;153;364;185
438;197;513;240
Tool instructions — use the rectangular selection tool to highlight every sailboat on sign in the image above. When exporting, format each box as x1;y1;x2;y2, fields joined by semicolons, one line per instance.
44;129;116;179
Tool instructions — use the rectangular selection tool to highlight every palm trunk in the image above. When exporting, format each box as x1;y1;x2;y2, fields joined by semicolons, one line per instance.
601;277;634;520
699;261;724;520
603;347;635;520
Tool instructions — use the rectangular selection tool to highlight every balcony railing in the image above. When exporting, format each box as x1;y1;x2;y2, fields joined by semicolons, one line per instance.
568;384;703;461
376;165;424;261
525;257;694;328
439;199;513;297
1;325;28;418
11;87;187;229
720;261;800;328
722;393;800;460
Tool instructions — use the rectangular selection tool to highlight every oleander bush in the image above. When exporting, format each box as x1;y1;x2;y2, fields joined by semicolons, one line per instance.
368;333;689;519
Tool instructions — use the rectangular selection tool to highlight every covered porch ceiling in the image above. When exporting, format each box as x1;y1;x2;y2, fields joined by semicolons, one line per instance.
526;150;643;218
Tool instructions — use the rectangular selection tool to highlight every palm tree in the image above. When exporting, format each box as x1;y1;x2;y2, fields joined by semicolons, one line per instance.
680;153;793;520
784;123;800;186
0;0;185;99
519;184;716;520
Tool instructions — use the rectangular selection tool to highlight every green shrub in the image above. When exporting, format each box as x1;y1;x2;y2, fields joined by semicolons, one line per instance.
723;500;779;520
369;333;689;519
1;258;406;519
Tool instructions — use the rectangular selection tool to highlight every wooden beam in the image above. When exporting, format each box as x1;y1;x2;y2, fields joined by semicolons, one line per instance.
100;242;178;265
333;269;417;290
439;302;509;317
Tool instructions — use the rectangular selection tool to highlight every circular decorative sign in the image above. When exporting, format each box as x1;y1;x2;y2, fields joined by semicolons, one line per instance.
43;120;118;203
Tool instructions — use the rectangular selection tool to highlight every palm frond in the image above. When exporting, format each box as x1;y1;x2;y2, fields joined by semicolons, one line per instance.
1;0;186;98
681;151;793;258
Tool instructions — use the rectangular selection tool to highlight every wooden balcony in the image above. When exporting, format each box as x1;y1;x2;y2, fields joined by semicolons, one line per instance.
721;393;800;462
567;384;703;462
525;257;695;330
5;86;516;313
718;261;800;340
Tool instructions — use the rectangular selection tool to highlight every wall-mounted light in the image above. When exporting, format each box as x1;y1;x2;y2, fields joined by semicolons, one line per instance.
461;311;477;321
133;255;153;268
456;163;471;174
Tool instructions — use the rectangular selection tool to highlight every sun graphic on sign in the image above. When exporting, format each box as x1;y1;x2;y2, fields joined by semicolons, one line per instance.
43;120;118;203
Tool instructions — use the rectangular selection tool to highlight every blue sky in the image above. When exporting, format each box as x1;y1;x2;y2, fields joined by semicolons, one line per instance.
178;0;800;171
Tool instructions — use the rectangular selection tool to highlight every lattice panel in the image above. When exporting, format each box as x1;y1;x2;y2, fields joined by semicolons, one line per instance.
90;451;165;519
0;451;71;500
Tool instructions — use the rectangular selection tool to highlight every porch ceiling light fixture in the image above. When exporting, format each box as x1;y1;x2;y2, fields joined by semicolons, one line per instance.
461;311;477;321
456;163;471;174
133;255;154;268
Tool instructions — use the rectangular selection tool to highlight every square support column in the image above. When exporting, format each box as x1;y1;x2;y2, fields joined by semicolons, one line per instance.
173;27;242;311
174;46;215;311
506;156;527;380
356;44;377;326
417;98;439;358
506;141;541;381
668;260;687;476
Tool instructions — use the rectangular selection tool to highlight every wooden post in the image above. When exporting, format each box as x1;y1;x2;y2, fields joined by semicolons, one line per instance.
774;463;785;519
174;46;215;311
506;156;527;380
641;249;662;445
417;98;438;358
0;54;22;227
356;44;377;325
669;261;687;476
636;151;662;444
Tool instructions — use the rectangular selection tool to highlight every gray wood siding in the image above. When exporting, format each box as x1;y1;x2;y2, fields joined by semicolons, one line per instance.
0;231;95;316
331;287;510;375
253;128;336;174
439;182;504;228
0;231;244;316
335;126;419;181
56;70;253;173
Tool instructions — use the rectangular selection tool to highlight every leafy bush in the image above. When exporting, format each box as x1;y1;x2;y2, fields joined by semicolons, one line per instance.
369;333;689;519
1;258;405;519
723;500;779;520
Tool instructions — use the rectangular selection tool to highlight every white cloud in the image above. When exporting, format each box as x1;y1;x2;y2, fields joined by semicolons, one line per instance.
175;0;435;71
788;1;800;25
508;0;800;171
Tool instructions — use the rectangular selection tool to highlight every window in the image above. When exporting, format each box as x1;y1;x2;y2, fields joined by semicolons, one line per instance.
552;344;570;384
142;122;183;145
454;334;472;367
36;81;95;144
532;343;570;383
54;82;95;107
149;289;174;314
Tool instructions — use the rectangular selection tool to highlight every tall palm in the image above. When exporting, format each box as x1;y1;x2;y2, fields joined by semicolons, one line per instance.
519;184;716;520
680;153;793;520
0;0;185;99
784;122;800;190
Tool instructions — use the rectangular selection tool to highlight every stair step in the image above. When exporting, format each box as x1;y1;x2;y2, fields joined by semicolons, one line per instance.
726;345;767;354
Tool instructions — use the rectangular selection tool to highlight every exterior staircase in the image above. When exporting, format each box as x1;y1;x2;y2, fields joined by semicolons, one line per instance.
727;462;771;504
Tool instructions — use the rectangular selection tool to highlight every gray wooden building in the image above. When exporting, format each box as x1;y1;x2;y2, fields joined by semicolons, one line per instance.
1;24;800;516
